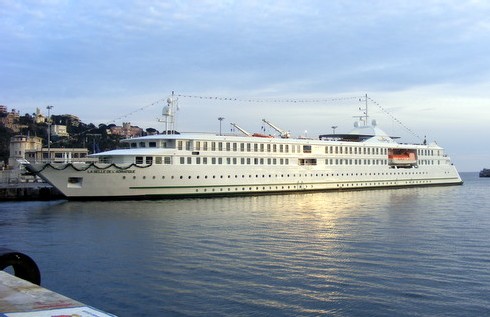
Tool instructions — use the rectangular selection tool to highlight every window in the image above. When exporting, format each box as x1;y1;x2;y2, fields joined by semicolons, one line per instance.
149;142;157;148
164;157;171;164
136;156;143;164
146;157;153;164
303;145;312;153
156;157;162;164
299;158;317;166
140;142;146;148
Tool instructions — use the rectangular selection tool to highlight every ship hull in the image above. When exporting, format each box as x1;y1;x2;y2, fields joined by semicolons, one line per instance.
28;162;463;200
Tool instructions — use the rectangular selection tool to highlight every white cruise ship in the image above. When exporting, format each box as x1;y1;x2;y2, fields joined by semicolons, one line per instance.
26;94;463;199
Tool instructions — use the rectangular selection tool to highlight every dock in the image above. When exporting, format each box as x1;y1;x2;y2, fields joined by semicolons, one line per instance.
1;248;116;316
0;183;63;201
0;271;117;316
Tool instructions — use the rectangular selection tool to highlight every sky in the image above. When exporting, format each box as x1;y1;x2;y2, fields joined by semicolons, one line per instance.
1;0;490;172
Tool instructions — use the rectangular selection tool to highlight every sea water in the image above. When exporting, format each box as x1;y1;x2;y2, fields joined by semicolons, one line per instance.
1;172;489;316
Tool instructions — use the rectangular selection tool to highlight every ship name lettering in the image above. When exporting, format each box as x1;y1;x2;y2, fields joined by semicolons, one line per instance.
87;169;135;174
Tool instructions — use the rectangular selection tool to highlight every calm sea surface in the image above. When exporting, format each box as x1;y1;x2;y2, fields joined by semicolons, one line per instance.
1;172;489;316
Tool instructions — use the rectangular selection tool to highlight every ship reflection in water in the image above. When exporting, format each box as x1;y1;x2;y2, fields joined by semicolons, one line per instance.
1;173;489;316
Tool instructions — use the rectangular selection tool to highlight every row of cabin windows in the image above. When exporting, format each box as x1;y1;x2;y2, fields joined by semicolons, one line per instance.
325;146;387;155
418;149;440;156
325;158;388;166
131;141;161;148
132;140;443;158
190;141;299;153
325;158;441;166
177;141;389;156
135;156;291;165
180;157;291;165
135;156;441;167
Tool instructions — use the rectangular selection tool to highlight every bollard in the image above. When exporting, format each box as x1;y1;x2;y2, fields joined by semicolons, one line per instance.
0;247;41;285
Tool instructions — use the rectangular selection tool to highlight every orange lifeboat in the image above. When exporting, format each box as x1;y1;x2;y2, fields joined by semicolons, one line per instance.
252;133;273;138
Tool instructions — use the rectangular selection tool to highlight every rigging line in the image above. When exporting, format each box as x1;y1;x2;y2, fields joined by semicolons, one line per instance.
69;97;169;139
177;94;362;103
366;96;421;140
106;97;168;124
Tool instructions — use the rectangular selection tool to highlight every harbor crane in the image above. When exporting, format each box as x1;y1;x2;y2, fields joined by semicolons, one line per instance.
230;123;252;136
261;119;290;138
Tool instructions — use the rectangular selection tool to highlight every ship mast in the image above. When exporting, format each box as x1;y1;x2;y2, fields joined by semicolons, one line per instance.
159;91;179;134
353;93;369;126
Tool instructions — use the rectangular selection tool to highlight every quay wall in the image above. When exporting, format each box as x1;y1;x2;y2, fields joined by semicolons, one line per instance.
0;170;63;200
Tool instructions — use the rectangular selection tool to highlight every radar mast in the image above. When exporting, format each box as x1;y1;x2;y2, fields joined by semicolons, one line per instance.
159;91;179;134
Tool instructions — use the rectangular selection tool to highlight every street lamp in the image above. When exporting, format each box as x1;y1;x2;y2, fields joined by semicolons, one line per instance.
331;126;338;134
218;117;225;136
46;105;53;162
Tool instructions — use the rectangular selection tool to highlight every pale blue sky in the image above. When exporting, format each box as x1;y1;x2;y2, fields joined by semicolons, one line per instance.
1;0;489;171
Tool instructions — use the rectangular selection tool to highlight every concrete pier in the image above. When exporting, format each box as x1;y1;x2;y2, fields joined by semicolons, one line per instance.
0;271;116;316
